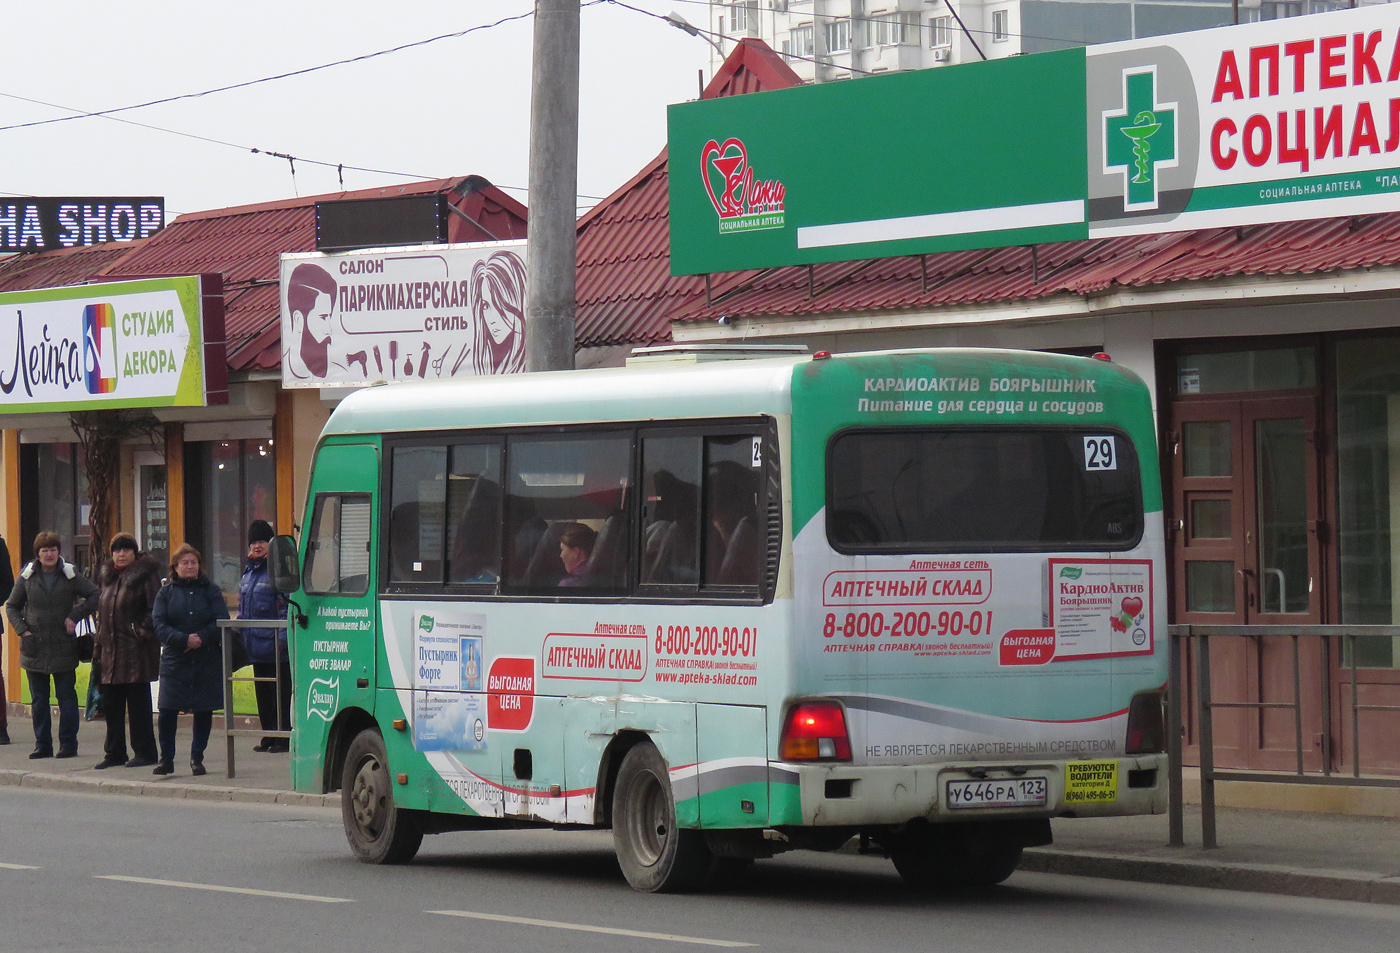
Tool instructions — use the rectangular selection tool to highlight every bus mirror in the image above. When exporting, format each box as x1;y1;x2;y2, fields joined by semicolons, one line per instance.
268;535;301;594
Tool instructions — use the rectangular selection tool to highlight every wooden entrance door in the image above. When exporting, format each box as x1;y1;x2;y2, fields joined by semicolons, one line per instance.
1171;395;1326;771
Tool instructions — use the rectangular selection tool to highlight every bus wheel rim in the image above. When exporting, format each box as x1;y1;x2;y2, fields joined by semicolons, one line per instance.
629;769;668;867
352;756;385;834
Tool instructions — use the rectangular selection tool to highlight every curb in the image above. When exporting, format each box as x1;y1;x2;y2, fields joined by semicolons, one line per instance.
0;767;341;810
1021;847;1400;906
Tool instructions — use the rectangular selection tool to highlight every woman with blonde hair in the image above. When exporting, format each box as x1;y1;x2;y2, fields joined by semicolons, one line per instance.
152;544;228;775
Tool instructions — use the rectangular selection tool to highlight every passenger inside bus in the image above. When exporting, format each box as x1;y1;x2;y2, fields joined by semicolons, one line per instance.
557;523;597;587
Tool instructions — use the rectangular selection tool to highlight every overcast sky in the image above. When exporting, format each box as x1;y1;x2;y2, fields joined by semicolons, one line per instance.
0;0;713;218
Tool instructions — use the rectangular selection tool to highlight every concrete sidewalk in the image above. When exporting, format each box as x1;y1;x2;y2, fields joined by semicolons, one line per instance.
3;702;1397;904
0;701;332;808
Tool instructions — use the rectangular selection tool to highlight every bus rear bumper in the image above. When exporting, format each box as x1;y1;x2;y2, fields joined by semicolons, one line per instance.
788;753;1168;826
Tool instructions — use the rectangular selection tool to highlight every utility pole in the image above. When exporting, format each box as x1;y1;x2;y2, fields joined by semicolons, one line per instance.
525;0;580;372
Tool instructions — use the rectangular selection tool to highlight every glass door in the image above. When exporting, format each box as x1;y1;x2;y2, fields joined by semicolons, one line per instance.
133;450;169;571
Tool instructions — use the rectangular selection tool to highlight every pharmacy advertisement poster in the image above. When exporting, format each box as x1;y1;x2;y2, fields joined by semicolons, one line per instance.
413;692;487;752
411;609;485;690
1048;558;1154;660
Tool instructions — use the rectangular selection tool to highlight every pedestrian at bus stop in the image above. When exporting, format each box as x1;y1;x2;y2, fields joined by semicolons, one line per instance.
0;534;14;745
240;519;290;753
4;532;99;759
91;533;162;769
152;544;228;776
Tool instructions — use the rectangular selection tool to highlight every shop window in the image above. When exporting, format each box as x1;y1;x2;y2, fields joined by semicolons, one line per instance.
20;443;91;573
1337;337;1400;667
1176;347;1316;395
190;438;277;597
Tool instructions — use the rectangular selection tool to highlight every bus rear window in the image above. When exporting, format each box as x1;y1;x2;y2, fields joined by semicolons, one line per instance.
827;427;1142;553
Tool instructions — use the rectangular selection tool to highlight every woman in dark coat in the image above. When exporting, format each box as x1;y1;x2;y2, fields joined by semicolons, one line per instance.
4;532;99;758
152;544;228;776
92;532;163;770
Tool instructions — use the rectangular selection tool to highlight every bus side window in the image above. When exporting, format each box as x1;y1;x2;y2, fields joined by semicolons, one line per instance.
389;446;446;584
704;436;763;588
446;442;503;584
504;433;631;592
305;494;371;596
640;436;701;586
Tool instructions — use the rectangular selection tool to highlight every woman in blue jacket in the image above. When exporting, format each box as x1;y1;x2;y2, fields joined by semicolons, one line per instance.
239;520;289;752
152;544;228;776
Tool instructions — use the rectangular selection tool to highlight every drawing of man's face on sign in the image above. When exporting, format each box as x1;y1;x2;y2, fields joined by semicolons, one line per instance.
470;251;526;375
286;263;339;379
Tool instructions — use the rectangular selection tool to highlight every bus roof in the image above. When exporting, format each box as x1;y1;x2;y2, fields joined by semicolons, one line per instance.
321;354;808;436
319;348;1145;437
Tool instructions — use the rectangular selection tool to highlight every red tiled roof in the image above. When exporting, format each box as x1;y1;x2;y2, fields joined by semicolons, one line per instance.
574;39;803;348
0;241;145;294
105;177;528;371
671;214;1400;324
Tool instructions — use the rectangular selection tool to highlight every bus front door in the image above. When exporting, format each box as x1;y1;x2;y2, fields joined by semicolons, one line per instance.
295;443;380;793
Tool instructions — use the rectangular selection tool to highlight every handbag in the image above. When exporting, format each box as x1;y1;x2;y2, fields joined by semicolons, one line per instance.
74;633;94;663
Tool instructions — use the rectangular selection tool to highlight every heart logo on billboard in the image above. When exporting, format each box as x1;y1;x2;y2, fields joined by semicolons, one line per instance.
701;138;748;220
1121;596;1144;618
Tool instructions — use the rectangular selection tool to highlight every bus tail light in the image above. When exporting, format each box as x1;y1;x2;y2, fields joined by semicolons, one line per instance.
1125;690;1166;754
780;702;852;762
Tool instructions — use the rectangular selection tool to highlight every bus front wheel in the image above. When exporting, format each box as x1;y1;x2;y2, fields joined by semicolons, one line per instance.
342;729;423;865
612;742;711;892
888;823;1022;890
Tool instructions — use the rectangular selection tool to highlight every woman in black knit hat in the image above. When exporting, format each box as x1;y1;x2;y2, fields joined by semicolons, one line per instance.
238;520;290;752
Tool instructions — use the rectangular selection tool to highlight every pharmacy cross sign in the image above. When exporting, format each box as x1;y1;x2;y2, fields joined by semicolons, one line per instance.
1103;68;1177;211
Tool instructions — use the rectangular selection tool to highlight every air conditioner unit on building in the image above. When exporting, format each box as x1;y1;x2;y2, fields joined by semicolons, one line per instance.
771;0;788;10
932;47;951;62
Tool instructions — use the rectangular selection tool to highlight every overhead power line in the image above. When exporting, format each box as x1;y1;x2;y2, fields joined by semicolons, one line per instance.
0;7;605;134
0;90;606;203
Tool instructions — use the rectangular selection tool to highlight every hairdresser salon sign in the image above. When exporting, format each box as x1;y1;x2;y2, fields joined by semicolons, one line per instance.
0;276;222;413
279;240;528;389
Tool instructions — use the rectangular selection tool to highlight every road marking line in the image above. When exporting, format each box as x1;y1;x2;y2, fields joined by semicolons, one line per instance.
0;863;41;870
96;875;352;903
426;910;756;947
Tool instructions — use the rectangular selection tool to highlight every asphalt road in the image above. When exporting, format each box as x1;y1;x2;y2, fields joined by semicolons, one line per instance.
3;787;1399;953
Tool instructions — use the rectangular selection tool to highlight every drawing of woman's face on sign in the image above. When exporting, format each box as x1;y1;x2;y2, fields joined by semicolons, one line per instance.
470;251;526;376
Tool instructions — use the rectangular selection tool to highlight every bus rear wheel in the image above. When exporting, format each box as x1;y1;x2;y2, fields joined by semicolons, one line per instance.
612;741;711;892
889;823;1023;890
342;729;423;865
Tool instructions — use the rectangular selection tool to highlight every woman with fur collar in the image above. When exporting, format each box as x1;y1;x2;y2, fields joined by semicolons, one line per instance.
91;533;163;770
4;532;99;759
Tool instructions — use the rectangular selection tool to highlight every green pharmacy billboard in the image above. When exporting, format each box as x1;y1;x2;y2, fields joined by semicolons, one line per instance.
669;5;1400;275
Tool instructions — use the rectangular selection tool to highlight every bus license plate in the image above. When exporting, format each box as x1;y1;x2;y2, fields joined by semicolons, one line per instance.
946;777;1048;809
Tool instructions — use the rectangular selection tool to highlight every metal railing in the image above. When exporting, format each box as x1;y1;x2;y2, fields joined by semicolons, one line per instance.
1168;624;1400;848
217;618;290;780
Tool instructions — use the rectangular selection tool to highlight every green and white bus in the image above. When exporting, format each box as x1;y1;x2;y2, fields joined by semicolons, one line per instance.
273;346;1168;892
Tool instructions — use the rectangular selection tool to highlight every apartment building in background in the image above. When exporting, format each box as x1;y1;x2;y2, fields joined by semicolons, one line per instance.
705;0;1373;79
